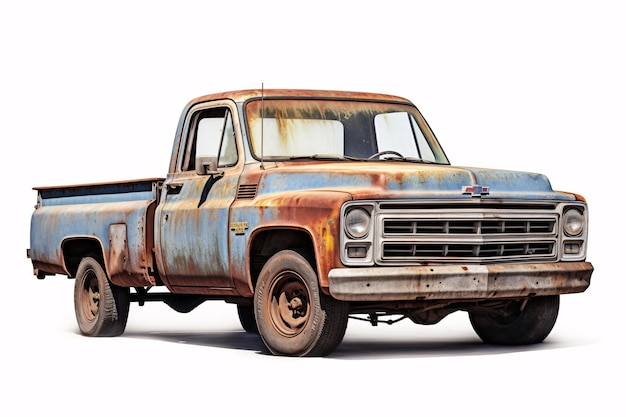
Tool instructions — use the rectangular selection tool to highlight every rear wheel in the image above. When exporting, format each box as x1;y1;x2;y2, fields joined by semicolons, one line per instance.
237;304;258;333
74;257;130;337
469;295;560;345
254;250;349;356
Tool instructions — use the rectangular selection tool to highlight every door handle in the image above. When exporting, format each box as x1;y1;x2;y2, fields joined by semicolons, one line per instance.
166;182;183;195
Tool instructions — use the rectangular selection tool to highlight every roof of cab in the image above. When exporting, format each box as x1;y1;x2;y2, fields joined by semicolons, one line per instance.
186;89;413;107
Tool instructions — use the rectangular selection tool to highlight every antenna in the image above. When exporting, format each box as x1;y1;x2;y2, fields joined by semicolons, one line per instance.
260;82;265;170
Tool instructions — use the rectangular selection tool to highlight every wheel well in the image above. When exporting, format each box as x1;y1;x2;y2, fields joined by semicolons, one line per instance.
62;238;104;277
249;229;315;286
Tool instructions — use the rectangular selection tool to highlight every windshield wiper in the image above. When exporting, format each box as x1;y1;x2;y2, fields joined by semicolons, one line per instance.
367;155;442;164
367;150;443;164
287;154;363;161
401;156;442;164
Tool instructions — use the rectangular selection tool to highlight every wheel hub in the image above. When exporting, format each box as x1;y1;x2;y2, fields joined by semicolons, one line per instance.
83;273;100;321
270;275;310;335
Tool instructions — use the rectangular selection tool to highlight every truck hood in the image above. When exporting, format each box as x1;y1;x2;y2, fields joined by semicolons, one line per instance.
256;161;576;201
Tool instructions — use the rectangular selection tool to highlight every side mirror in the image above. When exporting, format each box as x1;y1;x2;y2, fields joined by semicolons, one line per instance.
195;156;219;175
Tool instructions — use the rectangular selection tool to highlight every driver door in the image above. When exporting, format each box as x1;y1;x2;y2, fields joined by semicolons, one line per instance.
156;103;241;292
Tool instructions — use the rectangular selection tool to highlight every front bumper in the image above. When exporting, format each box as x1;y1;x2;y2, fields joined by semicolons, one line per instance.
328;262;593;301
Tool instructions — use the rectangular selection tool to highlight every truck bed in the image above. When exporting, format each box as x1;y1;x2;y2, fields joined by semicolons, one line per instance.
29;178;164;287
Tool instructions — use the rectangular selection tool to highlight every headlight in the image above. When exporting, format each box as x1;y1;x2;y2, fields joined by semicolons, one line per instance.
563;208;584;236
345;208;371;239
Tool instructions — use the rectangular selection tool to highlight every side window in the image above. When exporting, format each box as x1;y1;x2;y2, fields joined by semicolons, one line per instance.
185;107;238;171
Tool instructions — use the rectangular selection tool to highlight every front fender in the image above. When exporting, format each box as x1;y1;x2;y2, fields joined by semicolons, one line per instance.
230;190;353;294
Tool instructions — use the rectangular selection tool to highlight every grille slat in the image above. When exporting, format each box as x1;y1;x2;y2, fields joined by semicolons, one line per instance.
383;242;554;260
384;219;555;235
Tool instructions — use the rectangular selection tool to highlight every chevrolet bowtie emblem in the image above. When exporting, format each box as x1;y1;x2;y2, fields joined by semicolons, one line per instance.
462;185;490;197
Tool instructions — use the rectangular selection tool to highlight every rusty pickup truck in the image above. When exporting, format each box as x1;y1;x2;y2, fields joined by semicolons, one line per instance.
28;89;593;356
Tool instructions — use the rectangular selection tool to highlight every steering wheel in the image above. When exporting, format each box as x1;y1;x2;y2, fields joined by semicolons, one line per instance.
368;150;404;160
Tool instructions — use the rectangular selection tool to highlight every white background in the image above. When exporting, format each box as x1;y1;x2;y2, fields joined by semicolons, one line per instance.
2;1;623;416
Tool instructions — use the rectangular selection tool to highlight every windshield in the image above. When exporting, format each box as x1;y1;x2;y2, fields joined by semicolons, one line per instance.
245;98;449;163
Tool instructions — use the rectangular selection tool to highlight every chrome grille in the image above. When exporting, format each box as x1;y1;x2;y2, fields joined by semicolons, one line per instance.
377;204;558;264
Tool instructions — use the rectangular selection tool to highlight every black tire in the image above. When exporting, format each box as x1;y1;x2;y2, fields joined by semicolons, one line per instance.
237;304;259;333
469;295;560;345
74;257;130;337
254;250;349;357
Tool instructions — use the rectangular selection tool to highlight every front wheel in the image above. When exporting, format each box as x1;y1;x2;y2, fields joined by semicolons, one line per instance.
74;257;130;337
469;295;560;345
254;250;349;356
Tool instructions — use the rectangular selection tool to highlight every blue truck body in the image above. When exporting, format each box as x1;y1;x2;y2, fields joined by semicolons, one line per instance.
28;89;593;356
